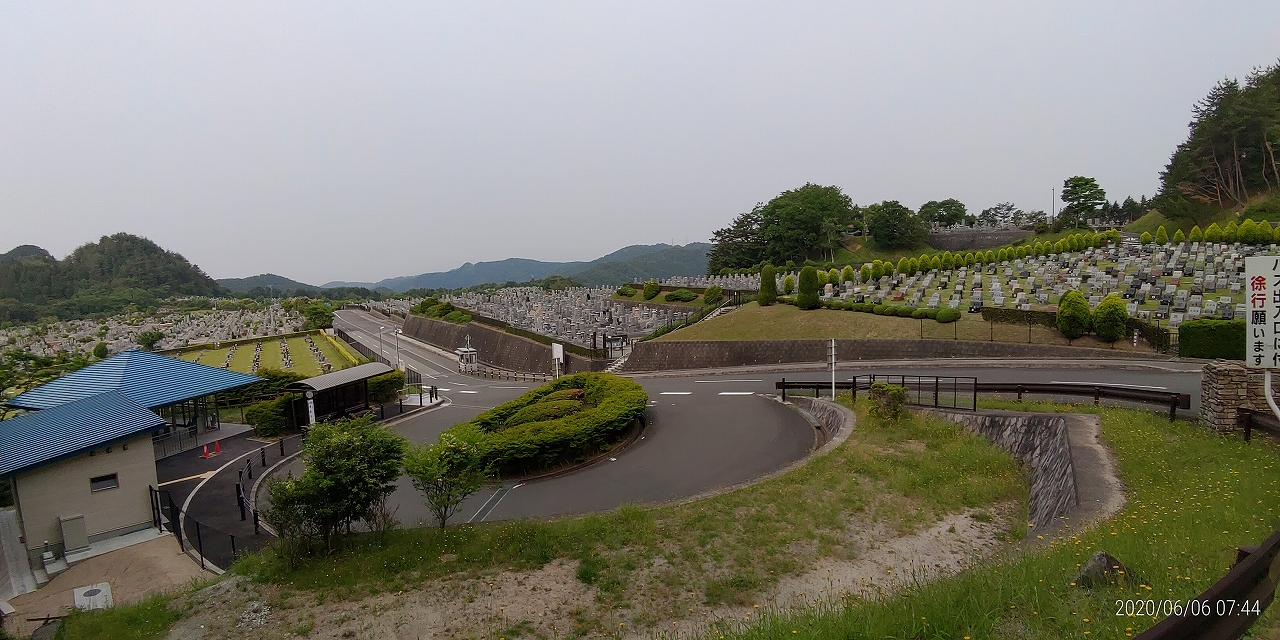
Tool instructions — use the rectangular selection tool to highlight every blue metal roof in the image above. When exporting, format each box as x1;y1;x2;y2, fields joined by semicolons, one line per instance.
0;391;165;476
6;350;261;410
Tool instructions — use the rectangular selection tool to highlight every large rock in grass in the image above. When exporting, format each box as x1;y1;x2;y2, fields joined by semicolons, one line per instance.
1073;551;1140;588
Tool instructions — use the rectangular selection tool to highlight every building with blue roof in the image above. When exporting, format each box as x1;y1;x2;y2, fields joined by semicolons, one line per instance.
1;351;260;575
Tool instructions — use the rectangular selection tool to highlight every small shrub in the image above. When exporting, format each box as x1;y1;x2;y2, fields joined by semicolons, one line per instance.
244;394;299;437
1189;225;1204;242
615;285;637;297
1056;290;1092;340
758;264;777;306
935;308;961;323
1224;221;1239;243
503;400;585;429
796;266;821;310
782;274;795;295
873;305;889;315
664;289;698;303
642;281;661;300
703;285;724;305
1093;294;1129;342
868;382;907;422
911;308;929;319
925;308;939;319
895;306;916;317
1178;319;1244;360
1205;222;1223;242
539;388;586;403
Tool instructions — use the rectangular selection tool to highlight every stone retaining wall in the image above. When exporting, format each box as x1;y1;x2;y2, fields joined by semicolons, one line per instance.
1201;359;1280;431
930;410;1078;529
400;315;605;374
620;339;1167;372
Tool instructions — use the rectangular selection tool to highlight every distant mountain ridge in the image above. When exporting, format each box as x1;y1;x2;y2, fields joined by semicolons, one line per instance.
0;245;54;263
217;273;317;294
320;242;711;291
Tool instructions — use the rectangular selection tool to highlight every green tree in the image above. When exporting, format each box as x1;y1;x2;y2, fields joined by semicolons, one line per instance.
985;250;996;263
782;274;795;295
1173;228;1185;244
896;257;909;275
758;264;777;306
1056;291;1092;341
754;184;856;264
1060;176;1107;229
302;303;334;330
929;256;941;271
1093;294;1129;343
866;201;927;249
642;281;661;300
1224;220;1239;243
707;210;765;273
1155;225;1169;245
841;265;855;283
964;252;975;266
1204;222;1223;242
860;264;871;283
703;285;724;305
917;198;968;227
796;266;821;310
829;268;841;284
871;262;885;280
404;431;489;529
1189;225;1204;242
367;370;406;405
135;330;164;351
816;269;829;287
92;342;108;359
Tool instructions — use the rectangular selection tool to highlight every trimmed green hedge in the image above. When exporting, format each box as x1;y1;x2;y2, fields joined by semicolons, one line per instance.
935;308;961;323
245;393;299;437
664;288;699;303
1178;320;1244;360
444;373;648;475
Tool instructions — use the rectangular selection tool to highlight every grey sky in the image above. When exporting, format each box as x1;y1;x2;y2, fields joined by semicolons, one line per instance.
3;2;1278;285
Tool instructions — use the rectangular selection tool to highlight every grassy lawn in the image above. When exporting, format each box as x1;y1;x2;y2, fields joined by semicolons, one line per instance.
167;332;352;375
718;404;1280;639
657;302;1152;352
53;595;180;640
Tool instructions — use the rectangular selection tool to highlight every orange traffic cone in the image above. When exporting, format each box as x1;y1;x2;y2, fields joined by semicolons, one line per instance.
214;440;221;456
201;444;210;459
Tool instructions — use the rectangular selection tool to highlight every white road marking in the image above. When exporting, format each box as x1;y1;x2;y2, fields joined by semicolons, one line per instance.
695;379;764;383
717;391;755;396
458;390;479;394
436;388;452;392
1049;381;1168;390
660;391;692;395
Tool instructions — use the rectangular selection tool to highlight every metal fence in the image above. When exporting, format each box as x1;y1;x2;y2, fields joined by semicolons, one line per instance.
152;425;199;459
1237;408;1280;443
334;327;392;367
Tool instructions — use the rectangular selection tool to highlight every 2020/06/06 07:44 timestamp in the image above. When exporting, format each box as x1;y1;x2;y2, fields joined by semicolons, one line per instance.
1116;599;1264;618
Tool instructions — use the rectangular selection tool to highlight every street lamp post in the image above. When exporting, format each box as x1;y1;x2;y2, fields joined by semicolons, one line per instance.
395;328;402;369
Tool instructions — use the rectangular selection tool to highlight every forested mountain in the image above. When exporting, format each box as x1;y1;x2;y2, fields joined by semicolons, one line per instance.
0;245;53;264
1156;61;1280;222
0;233;226;322
218;273;317;293
322;243;710;291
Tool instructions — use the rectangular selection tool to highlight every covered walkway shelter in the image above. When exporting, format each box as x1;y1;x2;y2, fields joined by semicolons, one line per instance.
1;351;259;579
284;362;392;425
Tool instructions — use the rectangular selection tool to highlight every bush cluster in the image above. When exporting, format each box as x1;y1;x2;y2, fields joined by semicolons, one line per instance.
615;285;637;297
664;288;699;303
245;393;300;436
442;373;648;475
412;297;471;324
703;285;724;305
868;382;907;422
642;281;661;300
1178;320;1245;360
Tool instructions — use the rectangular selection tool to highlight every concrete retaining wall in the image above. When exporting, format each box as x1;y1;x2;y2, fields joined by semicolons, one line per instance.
401;315;605;374
791;396;845;444
931;410;1077;529
620;339;1166;372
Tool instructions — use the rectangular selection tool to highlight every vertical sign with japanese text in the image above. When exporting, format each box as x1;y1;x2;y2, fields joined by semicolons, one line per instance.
1245;256;1280;368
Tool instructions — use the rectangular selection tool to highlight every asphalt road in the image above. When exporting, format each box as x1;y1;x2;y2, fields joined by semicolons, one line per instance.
330;309;1204;527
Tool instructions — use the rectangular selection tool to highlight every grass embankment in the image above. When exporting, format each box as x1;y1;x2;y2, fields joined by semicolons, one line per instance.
657;302;1149;351
53;595;180;640
224;398;1023;634
717;403;1280;639
175;331;355;376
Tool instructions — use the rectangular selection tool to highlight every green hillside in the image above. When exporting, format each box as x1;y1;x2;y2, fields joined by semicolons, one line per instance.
0;233;227;322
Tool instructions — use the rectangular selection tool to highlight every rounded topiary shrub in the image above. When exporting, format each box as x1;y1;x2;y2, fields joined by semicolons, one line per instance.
873;305;889;315
911;308;929;319
455;373;648;476
616;285;637;297
935;308;961;323
664;288;698;303
796;266;821;310
896;306;916;317
642;281;661;300
925;308;939;319
1093;294;1129;343
758;264;777;306
783;274;795;295
1056;290;1092;340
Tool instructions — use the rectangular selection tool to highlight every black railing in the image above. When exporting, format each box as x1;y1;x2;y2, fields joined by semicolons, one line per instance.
776;377;1191;420
1237;408;1280;443
335;327;392;366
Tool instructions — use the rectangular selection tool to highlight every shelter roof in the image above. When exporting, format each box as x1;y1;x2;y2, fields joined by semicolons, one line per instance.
0;391;165;476
6;350;261;411
285;362;393;393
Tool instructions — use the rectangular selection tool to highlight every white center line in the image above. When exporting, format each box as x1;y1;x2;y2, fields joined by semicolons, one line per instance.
717;391;755;396
493;386;529;389
457;390;479;394
1049;381;1168;390
695;379;764;383
660;391;692;395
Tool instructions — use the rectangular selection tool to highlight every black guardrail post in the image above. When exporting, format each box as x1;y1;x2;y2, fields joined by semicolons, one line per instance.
781;378;786;403
195;522;205;570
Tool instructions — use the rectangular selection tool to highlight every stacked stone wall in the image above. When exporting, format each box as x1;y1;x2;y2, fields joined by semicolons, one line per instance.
401;315;605;375
1201;359;1280;431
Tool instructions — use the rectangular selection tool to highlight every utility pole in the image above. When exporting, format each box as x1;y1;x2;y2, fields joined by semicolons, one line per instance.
828;338;837;399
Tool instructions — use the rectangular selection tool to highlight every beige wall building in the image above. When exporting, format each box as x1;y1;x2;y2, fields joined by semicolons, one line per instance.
13;432;158;565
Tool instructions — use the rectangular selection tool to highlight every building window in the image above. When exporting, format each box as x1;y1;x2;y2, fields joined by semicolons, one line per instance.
90;474;118;492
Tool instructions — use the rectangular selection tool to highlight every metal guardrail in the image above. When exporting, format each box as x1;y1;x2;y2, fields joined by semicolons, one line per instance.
1237;408;1280;443
777;377;1192;421
1135;529;1280;639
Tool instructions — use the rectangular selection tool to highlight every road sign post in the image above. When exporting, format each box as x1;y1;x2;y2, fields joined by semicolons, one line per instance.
1245;256;1280;422
828;339;836;399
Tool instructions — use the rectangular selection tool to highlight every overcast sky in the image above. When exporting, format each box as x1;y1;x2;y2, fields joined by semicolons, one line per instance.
3;2;1278;284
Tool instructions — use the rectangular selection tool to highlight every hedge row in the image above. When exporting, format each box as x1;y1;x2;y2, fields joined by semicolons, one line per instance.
1178;319;1244;360
245;393;299;437
443;373;648;475
782;297;963;323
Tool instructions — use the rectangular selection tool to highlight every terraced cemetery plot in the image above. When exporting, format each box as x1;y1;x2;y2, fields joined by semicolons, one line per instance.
170;332;352;375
